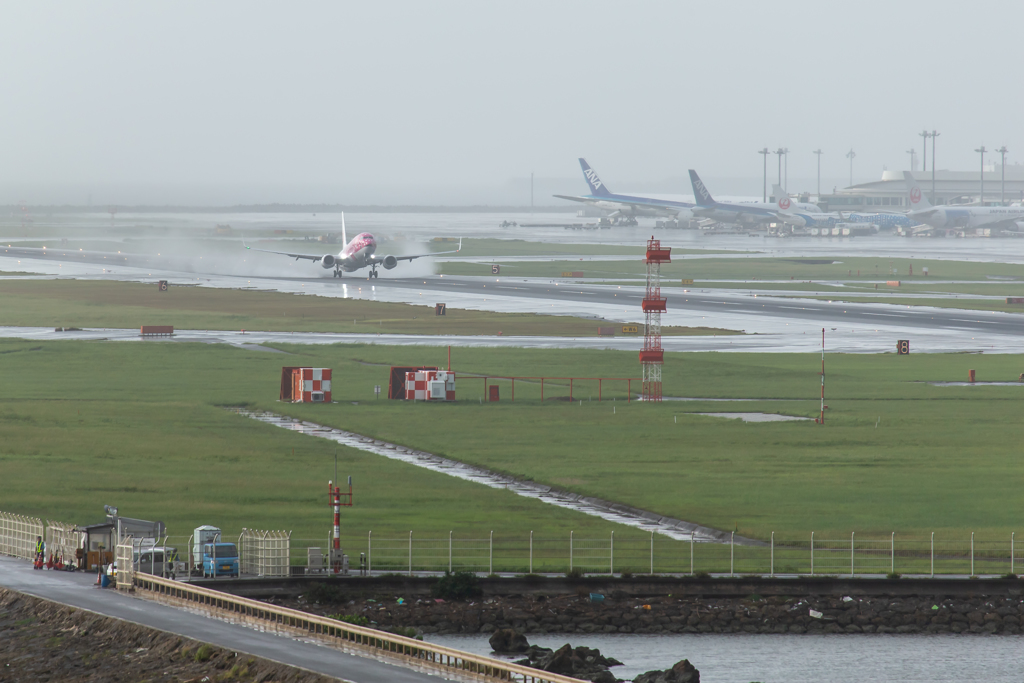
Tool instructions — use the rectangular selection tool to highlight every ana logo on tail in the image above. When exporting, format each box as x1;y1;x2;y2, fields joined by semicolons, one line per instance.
693;178;710;202
584;168;603;190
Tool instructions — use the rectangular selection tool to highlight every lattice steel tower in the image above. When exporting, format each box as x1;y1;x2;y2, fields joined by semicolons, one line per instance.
641;237;671;401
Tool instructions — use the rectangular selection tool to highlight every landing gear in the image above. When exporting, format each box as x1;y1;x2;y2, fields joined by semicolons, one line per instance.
333;268;343;278
368;265;379;280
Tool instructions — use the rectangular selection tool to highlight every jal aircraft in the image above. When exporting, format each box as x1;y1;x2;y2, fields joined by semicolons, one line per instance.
689;170;822;224
770;184;912;231
554;158;695;221
244;213;461;278
904;171;1024;232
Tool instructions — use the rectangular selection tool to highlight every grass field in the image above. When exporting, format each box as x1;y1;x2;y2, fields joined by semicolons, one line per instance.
0;280;730;336
2;339;1023;546
440;255;1024;285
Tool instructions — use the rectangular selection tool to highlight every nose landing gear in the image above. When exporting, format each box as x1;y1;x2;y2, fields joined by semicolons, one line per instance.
333;267;343;278
367;265;379;279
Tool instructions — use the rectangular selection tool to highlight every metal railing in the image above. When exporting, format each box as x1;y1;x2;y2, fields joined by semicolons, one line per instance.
0;512;44;561
289;530;1024;577
130;572;584;683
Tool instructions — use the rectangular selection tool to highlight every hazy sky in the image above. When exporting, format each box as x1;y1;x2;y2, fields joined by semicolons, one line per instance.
2;1;1022;204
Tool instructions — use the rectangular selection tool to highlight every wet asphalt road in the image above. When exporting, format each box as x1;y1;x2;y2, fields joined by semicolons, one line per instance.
0;556;436;683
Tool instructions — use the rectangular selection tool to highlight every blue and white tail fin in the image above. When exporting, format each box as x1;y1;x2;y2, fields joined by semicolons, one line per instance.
688;170;716;207
341;212;347;245
579;158;612;197
902;171;932;210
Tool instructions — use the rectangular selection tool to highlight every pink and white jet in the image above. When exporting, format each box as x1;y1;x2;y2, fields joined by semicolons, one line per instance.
244;213;460;279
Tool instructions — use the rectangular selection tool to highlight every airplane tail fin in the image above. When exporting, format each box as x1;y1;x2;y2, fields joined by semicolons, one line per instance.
903;171;932;210
771;184;793;211
579;158;612;197
341;212;347;245
688;170;716;207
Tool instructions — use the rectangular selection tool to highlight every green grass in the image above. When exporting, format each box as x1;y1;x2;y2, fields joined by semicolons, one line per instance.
2;339;1023;546
0;279;728;336
440;255;1024;284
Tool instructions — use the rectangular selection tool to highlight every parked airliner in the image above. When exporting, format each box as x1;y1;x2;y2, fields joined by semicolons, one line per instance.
689;170;821;224
244;214;461;278
554;158;694;222
904;172;1024;232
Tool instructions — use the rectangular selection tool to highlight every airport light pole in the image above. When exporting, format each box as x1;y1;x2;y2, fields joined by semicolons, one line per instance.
919;130;929;178
930;130;940;204
758;148;769;202
996;146;1009;205
846;149;856;187
906;148;917;172
773;148;785;189
975;146;987;205
813;149;823;198
782;148;790;191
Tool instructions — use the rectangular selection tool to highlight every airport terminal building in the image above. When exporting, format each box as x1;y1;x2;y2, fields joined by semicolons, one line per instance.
819;166;1024;211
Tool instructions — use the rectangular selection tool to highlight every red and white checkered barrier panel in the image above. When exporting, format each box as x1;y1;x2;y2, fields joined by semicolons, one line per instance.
405;370;455;401
293;368;332;402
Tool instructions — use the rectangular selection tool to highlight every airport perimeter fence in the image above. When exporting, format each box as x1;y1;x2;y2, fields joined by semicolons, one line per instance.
283;530;1024;578
0;512;44;561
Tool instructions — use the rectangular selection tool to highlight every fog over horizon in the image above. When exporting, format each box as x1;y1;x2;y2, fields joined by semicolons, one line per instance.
2;1;1022;206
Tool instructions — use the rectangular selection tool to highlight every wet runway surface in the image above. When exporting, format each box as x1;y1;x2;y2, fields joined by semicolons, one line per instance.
5;213;1024;353
0;556;436;683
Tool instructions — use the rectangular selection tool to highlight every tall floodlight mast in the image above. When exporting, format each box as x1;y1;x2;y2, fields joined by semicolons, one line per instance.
997;146;1009;205
813;149;823;197
930;130;940;203
758;148;770;202
641;237;671;402
846;149;856;186
975;146;987;205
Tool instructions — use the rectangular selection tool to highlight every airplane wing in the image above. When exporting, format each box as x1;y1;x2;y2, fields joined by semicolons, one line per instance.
368;238;463;264
552;194;592;204
243;240;324;262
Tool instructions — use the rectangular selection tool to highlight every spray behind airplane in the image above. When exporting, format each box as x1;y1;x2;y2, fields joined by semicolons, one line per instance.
244;213;461;278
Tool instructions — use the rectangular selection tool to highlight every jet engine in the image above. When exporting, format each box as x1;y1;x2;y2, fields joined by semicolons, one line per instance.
381;255;398;270
320;254;337;269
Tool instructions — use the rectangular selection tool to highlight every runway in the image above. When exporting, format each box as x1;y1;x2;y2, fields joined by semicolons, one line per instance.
3;232;1024;353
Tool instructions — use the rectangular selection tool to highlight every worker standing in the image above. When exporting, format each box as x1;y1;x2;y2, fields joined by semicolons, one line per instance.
34;536;44;570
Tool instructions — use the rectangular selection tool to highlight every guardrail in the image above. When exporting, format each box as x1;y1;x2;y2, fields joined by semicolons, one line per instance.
131;573;584;683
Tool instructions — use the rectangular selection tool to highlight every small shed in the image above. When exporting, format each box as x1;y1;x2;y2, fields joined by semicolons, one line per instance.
280;367;332;403
388;366;437;399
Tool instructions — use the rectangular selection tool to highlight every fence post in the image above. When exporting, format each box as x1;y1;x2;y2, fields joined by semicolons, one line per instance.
1013;532;1016;576
409;531;413;576
851;532;855;578
650;530;654;574
570;531;573;573
610;531;614;575
449;531;452;573
810;532;814;576
971;532;975;577
730;531;734;577
930;532;934;578
690;536;694;576
770;532;774;578
489;531;493;575
891;532;895;575
529;531;533;574
368;531;372;573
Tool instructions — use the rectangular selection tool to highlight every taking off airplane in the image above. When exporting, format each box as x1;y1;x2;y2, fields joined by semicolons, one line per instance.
244;213;461;278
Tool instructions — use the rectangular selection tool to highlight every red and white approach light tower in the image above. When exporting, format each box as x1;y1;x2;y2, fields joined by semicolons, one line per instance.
641;237;671;401
328;477;353;574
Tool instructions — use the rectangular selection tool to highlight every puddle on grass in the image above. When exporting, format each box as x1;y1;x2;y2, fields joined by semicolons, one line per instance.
694;412;810;422
231;409;739;543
